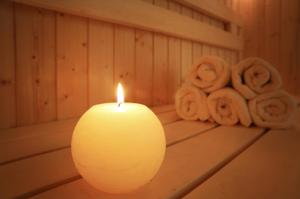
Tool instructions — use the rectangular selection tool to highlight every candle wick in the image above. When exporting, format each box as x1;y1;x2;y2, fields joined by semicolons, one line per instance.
117;102;122;108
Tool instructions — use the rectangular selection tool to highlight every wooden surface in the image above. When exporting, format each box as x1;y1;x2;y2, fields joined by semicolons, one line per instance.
237;0;300;96
174;0;243;26
0;0;241;129
184;128;300;199
0;105;299;199
0;105;178;165
30;126;264;199
14;0;243;50
0;0;16;128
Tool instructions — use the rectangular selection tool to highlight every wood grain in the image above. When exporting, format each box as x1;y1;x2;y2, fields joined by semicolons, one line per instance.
114;25;135;101
56;13;88;119
238;0;300;95
14;0;243;50
153;33;168;105
192;42;202;64
1;0;246;128
0;105;178;165
135;30;153;106
0;120;218;199
168;37;181;103
181;40;193;83
28;126;264;199
0;0;16;128
184;128;300;199
174;0;243;26
15;4;56;125
88;20;114;105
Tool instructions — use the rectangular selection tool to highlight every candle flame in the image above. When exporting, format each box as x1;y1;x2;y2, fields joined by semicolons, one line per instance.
117;83;124;106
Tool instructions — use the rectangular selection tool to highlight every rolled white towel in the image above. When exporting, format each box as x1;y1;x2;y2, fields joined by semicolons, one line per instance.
207;88;252;127
188;56;230;93
248;90;297;129
175;84;210;121
232;57;282;99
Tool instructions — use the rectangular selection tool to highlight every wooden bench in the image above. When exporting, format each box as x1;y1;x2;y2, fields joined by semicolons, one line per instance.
1;104;299;199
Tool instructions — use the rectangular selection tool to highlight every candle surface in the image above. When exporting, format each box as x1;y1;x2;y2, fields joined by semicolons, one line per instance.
71;102;166;193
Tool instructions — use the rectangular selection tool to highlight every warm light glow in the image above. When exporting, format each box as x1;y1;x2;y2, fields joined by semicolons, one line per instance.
71;103;166;193
117;83;124;106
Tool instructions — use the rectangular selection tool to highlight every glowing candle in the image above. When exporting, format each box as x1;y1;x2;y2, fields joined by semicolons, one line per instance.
71;83;166;194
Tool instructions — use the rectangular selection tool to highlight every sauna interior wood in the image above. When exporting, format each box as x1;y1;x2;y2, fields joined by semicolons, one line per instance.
0;0;299;198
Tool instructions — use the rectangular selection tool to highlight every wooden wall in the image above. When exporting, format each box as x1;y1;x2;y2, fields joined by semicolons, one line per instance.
235;0;300;96
0;0;240;129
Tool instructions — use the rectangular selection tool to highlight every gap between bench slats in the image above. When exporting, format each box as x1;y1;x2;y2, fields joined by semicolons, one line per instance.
0;118;217;199
183;127;300;199
25;126;264;199
0;104;178;165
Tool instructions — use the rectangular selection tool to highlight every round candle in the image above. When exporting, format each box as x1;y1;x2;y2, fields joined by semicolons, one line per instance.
71;84;166;193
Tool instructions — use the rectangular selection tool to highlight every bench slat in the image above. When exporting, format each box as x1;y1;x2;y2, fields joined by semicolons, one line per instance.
0;120;216;199
29;126;265;199
184;128;300;199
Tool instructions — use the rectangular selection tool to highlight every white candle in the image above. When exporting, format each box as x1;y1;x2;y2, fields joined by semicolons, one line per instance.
71;83;166;193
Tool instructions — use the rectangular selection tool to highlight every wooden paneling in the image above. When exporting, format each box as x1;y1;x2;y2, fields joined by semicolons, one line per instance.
174;0;243;26
14;0;243;50
0;0;16;128
181;40;193;82
15;4;56;125
168;37;181;103
192;42;203;64
0;1;243;128
135;30;154;106
114;26;135;101
153;33;168;105
280;0;299;95
239;0;300;95
56;13;88;119
88;20;114;105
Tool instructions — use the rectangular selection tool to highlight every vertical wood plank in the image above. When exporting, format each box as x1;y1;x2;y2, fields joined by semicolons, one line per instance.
168;37;181;103
114;25;135;102
297;1;300;96
192;42;202;64
202;45;211;56
153;0;168;105
255;0;266;59
36;8;56;123
239;0;255;58
168;0;182;102
153;34;168;105
181;40;193;83
15;4;56;125
280;0;299;94
180;6;193;83
0;0;16;128
210;46;219;56
57;13;88;119
88;20;114;106
135;30;153;106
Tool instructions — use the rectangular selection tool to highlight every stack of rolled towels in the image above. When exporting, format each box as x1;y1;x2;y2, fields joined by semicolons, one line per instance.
176;56;298;129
